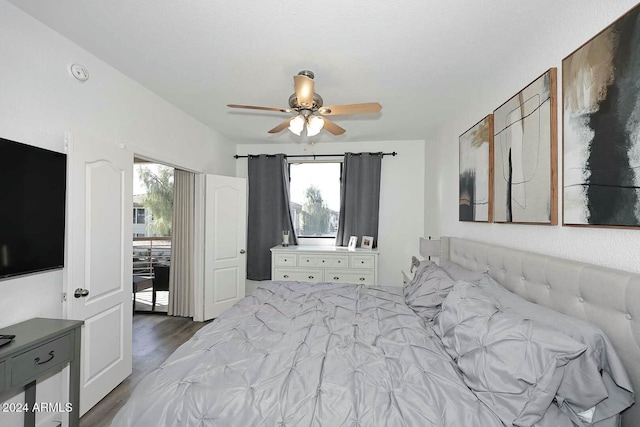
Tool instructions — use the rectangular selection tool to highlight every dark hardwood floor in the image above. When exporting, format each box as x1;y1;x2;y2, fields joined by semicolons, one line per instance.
80;314;210;427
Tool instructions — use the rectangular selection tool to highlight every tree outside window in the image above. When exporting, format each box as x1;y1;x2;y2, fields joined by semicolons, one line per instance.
289;162;341;237
300;186;331;236
136;165;174;237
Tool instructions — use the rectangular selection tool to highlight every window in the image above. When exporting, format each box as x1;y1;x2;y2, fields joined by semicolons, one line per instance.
289;162;341;238
133;207;146;225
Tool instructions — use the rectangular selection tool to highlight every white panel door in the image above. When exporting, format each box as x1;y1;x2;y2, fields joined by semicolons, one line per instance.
65;132;132;415
203;175;247;320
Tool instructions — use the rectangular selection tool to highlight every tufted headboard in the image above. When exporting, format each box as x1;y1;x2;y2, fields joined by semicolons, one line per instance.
431;237;640;426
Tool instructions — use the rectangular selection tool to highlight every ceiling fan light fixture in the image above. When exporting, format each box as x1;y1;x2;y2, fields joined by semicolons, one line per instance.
288;115;305;136
306;115;324;137
227;70;381;136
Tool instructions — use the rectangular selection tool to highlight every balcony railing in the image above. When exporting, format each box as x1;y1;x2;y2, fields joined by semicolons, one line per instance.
133;237;171;278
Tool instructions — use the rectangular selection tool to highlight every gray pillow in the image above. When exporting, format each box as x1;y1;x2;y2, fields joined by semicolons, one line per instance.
439;260;486;282
435;282;586;427
403;260;455;320
475;273;634;425
534;403;574;427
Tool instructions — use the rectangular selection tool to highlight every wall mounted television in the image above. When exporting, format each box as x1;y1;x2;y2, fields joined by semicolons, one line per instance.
0;137;67;279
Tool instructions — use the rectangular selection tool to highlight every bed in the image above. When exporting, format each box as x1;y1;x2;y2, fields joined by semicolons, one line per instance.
111;237;638;426
437;237;639;427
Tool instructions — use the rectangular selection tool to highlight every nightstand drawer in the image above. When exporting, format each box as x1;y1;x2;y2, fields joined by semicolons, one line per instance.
0;361;5;393
351;255;376;269
273;268;323;283
274;253;297;267
326;270;375;285
11;333;73;387
299;254;349;269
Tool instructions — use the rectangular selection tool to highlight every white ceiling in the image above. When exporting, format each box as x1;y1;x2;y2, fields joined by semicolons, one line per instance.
6;0;625;144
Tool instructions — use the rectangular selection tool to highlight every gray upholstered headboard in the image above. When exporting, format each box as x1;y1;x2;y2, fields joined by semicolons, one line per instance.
432;236;640;427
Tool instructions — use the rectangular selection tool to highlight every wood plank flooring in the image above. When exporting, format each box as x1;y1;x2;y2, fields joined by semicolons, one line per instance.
80;314;210;427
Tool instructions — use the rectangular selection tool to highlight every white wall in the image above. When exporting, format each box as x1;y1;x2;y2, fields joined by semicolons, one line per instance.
428;0;640;273
236;140;425;286
0;1;235;425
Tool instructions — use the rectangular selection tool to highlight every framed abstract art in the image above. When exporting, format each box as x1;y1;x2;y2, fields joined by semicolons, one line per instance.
492;68;558;224
563;4;640;228
459;115;493;222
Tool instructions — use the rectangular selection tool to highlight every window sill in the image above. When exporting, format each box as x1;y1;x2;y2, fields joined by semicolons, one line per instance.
296;237;336;246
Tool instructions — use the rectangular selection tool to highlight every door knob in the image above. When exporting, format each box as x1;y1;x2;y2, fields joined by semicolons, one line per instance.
74;288;89;298
240;249;246;254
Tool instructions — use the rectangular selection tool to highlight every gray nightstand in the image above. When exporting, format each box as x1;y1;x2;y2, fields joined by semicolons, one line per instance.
0;317;83;427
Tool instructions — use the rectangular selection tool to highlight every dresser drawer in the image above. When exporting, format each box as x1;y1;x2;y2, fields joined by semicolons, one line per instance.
273;268;323;283
0;361;5;393
274;253;297;267
351;255;376;269
11;333;73;387
326;270;375;285
298;254;349;269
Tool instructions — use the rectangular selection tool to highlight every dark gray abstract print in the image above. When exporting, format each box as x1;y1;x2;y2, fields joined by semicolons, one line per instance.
563;5;640;227
459;115;492;222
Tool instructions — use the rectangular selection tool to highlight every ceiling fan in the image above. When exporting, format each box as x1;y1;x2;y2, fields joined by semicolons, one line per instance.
227;70;382;136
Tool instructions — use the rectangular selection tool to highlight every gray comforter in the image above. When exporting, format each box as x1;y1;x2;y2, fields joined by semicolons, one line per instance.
111;282;503;426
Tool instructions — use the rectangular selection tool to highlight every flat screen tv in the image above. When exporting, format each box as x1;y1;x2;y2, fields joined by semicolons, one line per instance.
0;137;67;279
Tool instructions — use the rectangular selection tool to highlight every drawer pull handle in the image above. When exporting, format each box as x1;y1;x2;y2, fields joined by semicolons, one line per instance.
35;350;55;365
359;277;366;281
338;261;341;263
283;275;289;279
333;276;340;280
361;261;364;264
284;259;287;262
322;260;325;263
308;276;314;279
306;260;309;262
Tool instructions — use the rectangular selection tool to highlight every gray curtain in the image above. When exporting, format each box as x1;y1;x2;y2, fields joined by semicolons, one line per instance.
168;169;195;317
336;152;382;248
247;154;297;280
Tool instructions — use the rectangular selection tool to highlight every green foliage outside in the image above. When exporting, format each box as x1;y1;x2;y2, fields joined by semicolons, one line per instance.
139;166;174;237
301;185;330;236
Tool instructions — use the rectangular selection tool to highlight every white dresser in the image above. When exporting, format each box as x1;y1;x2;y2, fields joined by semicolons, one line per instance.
270;245;379;286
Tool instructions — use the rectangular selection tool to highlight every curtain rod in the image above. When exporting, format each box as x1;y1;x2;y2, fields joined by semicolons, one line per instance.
233;152;397;159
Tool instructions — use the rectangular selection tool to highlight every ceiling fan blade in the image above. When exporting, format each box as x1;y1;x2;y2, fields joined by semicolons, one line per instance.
268;118;292;134
319;102;382;116
322;117;346;135
227;104;291;113
293;75;315;108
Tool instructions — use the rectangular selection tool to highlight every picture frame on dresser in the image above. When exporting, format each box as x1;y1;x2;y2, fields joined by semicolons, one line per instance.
361;236;374;249
347;236;358;250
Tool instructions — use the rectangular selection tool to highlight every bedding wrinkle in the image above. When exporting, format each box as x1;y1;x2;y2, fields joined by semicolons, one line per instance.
110;282;504;427
309;302;332;426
